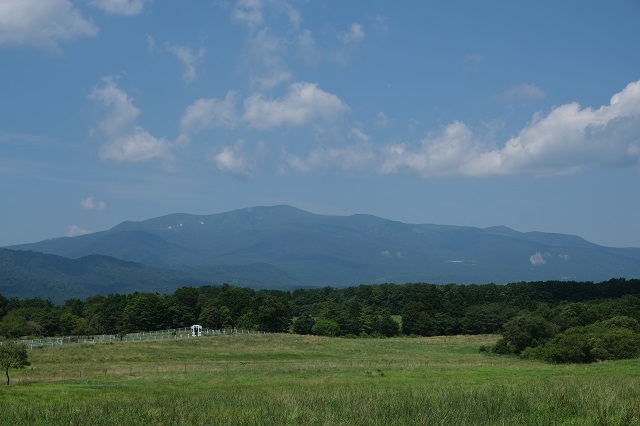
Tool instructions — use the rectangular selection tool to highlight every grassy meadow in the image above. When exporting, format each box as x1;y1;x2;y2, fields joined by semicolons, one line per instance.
2;333;640;425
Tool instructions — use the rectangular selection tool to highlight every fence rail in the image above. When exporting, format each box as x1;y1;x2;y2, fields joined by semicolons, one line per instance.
0;328;267;350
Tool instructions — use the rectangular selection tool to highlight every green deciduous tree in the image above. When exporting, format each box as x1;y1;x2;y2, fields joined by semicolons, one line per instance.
199;303;222;329
494;313;556;355
0;341;30;385
312;319;340;337
121;293;170;333
256;295;292;333
292;313;315;335
169;286;200;327
522;317;640;363
0;311;30;338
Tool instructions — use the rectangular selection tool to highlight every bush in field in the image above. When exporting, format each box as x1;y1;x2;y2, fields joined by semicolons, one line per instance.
312;319;340;337
292;314;316;335
492;313;556;355
521;316;640;363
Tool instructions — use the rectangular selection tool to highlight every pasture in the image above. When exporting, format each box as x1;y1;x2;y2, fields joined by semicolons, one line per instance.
2;333;640;425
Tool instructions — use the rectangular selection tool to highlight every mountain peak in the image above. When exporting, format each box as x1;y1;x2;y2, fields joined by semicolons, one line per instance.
7;206;640;287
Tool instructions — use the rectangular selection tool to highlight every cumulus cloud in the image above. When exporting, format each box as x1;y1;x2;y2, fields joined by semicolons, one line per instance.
380;80;640;177
166;43;205;83
245;28;292;90
208;140;256;179
88;77;140;135
381;121;477;177
230;2;307;89
243;82;350;129
66;225;91;237
90;0;151;16
0;0;97;53
180;92;239;135
80;196;106;211
100;127;172;163
89;77;173;164
339;23;365;44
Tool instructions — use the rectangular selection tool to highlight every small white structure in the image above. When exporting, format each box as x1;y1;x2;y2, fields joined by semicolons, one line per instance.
191;325;202;337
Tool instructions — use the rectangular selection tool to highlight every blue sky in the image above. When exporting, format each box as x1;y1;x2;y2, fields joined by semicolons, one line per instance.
1;0;639;248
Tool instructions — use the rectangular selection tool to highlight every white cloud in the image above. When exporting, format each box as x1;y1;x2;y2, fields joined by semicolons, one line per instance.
208;140;255;179
80;196;106;211
100;127;172;163
381;121;477;177
179;92;239;135
88;77;140;135
349;128;369;142
233;0;264;26
246;28;292;90
274;0;301;27
380;80;640;177
0;0;97;53
166;43;205;83
281;143;375;174
90;0;151;16
339;23;365;44
296;29;320;64
89;77;173;164
243;82;350;129
66;225;92;237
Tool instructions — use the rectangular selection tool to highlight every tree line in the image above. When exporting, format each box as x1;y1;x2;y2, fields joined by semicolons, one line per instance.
2;279;640;359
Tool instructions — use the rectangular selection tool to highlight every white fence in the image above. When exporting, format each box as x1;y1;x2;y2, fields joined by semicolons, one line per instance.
0;328;266;350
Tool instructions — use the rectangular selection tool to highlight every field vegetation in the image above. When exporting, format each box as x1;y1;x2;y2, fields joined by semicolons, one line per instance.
2;333;640;425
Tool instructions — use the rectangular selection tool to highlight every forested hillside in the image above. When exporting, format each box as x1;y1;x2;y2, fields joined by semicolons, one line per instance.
0;248;212;302
0;248;302;302
2;279;640;360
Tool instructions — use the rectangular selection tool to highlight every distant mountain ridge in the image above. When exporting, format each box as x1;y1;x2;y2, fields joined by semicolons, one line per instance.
7;205;640;292
0;248;301;303
0;248;199;303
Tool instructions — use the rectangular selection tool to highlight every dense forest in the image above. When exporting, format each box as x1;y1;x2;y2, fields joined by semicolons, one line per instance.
2;278;640;363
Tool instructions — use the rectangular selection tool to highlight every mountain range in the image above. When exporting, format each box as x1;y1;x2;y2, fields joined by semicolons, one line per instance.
4;205;640;301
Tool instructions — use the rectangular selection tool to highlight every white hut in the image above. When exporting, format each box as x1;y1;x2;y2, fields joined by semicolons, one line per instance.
191;324;203;337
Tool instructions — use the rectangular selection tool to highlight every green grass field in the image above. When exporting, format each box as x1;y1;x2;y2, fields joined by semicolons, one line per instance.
2;334;640;425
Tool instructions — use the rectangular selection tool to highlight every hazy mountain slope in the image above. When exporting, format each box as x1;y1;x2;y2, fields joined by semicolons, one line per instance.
0;249;208;303
7;205;640;286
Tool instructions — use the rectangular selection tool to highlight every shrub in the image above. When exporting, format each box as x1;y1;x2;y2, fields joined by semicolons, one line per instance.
311;319;340;337
525;321;640;363
497;314;556;354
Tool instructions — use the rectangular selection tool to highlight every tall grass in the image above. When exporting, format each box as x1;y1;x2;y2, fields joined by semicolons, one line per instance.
2;334;640;425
